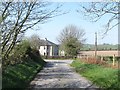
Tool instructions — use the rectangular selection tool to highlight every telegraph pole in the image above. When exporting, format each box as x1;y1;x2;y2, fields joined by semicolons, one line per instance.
95;32;97;60
45;38;48;59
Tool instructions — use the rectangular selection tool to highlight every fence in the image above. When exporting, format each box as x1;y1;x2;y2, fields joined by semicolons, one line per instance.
77;55;119;69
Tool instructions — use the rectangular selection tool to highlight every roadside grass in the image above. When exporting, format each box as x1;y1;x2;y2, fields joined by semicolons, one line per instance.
2;40;46;89
2;58;46;90
45;58;73;60
71;59;119;89
41;55;74;60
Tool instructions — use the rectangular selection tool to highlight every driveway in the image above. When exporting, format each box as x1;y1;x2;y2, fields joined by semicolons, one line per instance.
29;59;98;89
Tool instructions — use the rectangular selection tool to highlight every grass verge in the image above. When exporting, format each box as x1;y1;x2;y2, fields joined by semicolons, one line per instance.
2;58;46;90
71;59;119;89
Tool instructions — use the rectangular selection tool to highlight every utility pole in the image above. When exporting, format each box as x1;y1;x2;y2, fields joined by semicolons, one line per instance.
95;32;97;60
45;38;48;59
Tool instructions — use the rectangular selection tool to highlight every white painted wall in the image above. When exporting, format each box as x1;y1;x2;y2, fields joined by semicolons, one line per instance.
49;46;53;56
39;45;59;56
39;46;47;56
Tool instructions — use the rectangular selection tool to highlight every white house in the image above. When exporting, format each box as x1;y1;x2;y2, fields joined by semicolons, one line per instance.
39;38;59;56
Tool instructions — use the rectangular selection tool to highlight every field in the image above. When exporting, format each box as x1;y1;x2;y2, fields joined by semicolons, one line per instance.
78;50;119;57
80;44;118;51
71;59;119;89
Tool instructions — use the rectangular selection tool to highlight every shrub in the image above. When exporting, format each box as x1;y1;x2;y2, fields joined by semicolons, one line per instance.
2;45;46;89
2;39;46;89
3;40;31;68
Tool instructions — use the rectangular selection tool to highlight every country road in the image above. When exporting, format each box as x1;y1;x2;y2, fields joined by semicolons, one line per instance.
29;59;98;89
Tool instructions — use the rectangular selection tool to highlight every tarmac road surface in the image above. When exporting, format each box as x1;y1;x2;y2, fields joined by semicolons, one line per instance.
29;59;98;90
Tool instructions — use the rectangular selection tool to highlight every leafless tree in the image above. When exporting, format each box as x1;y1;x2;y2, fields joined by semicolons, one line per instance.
77;2;119;34
27;34;41;50
57;24;86;56
57;24;86;43
0;1;63;60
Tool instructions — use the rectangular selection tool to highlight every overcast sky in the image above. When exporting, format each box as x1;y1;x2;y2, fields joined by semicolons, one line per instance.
25;2;118;45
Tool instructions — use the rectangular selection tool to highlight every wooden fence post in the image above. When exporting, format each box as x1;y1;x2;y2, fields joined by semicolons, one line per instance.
87;55;89;61
113;54;115;66
101;56;103;62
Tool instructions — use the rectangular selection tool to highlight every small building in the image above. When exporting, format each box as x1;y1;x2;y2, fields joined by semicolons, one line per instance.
39;38;59;56
58;49;65;56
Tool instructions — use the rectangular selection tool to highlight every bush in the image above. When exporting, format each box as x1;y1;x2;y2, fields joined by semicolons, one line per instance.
2;39;46;89
3;40;31;68
2;47;46;89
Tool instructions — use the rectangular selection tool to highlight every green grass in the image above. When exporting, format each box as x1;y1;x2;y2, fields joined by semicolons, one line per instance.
41;56;73;60
45;58;73;60
2;58;46;90
71;60;120;89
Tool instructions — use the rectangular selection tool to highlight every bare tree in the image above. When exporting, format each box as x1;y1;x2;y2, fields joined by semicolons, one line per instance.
0;1;63;60
27;34;41;50
77;2;119;34
57;24;86;56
